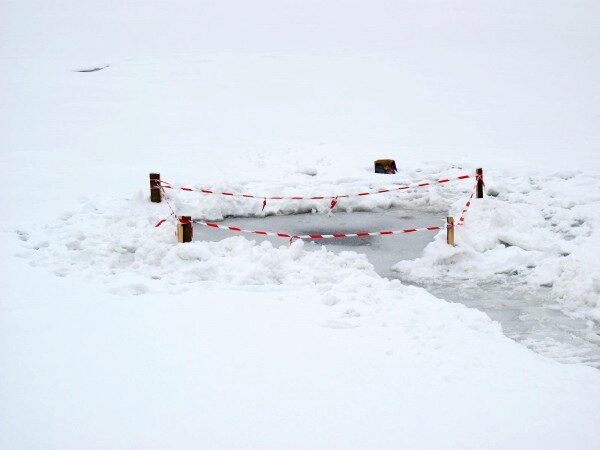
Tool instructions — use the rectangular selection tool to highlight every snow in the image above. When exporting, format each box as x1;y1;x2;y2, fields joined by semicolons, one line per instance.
4;215;600;449
395;169;600;322
2;1;600;448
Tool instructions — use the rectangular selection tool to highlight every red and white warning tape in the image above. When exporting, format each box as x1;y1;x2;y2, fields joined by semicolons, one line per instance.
158;173;472;208
456;185;476;226
191;219;443;240
156;183;445;240
154;173;484;241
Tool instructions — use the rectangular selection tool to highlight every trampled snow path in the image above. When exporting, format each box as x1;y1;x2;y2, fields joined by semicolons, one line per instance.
200;208;600;368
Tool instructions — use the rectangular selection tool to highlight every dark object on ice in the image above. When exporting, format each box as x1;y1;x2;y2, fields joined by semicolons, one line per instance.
149;173;162;203
177;216;193;243
374;159;397;174
476;167;484;199
73;65;109;73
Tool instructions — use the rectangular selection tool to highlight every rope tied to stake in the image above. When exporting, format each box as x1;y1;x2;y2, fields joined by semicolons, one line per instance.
150;169;483;248
476;172;485;187
154;186;194;232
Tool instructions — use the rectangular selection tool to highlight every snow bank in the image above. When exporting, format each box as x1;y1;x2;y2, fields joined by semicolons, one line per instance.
19;162;600;323
15;190;499;333
6;177;600;450
395;169;600;321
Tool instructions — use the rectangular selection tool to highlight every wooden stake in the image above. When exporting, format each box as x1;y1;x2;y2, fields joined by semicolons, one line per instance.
447;216;455;247
177;216;193;243
476;168;484;199
150;173;162;203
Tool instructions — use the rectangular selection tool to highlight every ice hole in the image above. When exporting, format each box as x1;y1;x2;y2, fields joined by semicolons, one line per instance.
195;207;442;277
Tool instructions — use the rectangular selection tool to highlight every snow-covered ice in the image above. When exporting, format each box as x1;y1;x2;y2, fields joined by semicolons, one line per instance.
395;169;600;322
2;1;600;448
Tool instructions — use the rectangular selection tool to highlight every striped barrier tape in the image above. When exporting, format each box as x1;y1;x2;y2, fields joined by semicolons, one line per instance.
156;183;445;239
456;185;477;226
192;219;443;240
154;177;482;241
158;174;473;208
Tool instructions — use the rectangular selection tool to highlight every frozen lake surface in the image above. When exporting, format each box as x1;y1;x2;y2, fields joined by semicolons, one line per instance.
195;208;600;368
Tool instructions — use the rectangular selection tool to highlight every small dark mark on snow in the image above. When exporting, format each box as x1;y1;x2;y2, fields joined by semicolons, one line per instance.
15;230;29;242
571;218;584;228
74;64;109;73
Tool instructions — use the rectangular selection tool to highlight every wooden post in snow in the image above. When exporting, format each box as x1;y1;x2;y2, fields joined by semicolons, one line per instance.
447;216;455;247
177;216;193;243
150;173;162;203
476;168;484;199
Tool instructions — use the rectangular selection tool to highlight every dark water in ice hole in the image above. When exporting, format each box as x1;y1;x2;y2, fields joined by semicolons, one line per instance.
194;208;600;368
